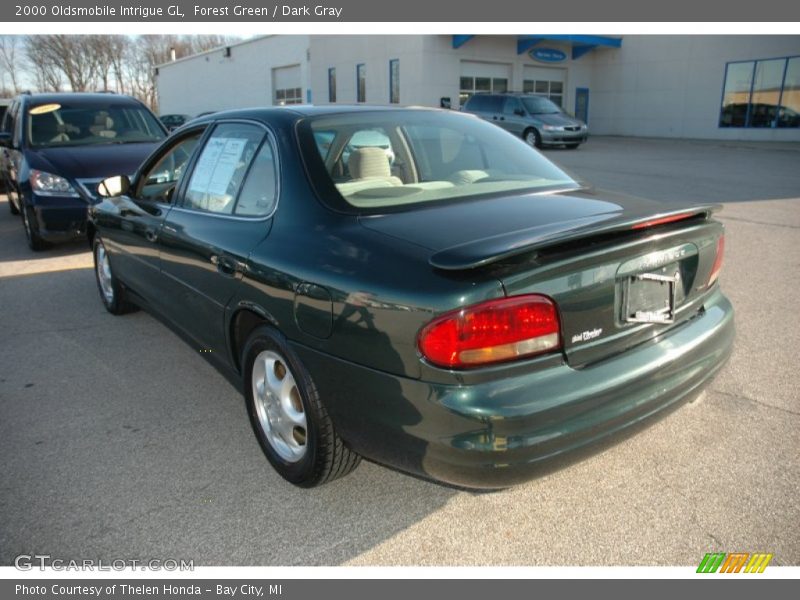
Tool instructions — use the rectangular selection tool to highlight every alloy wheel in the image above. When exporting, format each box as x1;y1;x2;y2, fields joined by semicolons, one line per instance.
251;350;308;462
95;243;115;304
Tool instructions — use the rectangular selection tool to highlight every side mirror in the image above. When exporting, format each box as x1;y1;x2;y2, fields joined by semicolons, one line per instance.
514;109;526;117
97;175;130;198
0;132;12;148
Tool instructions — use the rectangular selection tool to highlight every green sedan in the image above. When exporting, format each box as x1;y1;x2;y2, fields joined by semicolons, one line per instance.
88;106;734;488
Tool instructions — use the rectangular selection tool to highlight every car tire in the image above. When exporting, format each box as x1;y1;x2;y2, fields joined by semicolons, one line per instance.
93;236;138;315
21;205;50;251
243;325;361;487
523;128;542;149
565;143;581;150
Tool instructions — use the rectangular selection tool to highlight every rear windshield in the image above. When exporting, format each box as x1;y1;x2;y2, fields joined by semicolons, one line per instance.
299;110;578;211
27;102;166;148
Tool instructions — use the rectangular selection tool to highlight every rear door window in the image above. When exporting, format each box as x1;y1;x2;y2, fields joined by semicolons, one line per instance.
183;122;265;214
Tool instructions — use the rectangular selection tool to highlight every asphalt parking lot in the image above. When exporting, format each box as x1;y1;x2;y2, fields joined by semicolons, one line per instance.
0;136;798;566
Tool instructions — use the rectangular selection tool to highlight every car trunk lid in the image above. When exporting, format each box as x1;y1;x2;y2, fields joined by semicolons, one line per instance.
360;189;723;367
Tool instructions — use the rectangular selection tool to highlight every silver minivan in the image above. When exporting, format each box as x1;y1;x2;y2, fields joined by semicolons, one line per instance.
462;93;588;149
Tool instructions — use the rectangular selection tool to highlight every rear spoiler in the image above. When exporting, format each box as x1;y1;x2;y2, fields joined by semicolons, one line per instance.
429;204;721;271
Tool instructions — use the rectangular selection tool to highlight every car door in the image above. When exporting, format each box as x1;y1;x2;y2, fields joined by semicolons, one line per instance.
501;96;526;137
102;128;205;304
157;120;278;355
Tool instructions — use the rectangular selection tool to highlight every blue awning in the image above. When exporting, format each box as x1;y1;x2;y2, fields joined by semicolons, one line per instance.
451;35;622;60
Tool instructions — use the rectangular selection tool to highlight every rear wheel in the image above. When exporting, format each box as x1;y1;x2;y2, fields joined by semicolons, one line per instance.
523;128;542;149
21;206;49;251
93;236;137;315
243;325;360;487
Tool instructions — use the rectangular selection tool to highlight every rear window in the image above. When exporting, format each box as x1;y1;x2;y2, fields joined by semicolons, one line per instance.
298;110;577;211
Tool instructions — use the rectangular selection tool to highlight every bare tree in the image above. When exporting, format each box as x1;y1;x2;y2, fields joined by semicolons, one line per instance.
8;34;240;108
26;35;99;92
0;36;23;94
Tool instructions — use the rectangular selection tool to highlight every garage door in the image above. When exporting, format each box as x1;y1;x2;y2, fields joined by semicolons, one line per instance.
459;61;512;107
523;65;566;107
272;65;302;105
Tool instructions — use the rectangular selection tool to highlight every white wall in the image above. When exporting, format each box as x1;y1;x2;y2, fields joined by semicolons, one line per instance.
157;34;800;141
417;35;593;113
586;35;800;140
156;35;310;116
308;35;426;106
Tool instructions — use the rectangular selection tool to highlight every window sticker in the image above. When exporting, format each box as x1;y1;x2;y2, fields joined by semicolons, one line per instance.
188;137;248;197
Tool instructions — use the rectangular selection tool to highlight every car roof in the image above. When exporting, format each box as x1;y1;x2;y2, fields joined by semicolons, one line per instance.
187;104;447;127
19;92;145;106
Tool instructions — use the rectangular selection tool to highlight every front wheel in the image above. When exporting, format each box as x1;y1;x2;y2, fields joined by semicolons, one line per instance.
243;325;361;487
93;236;137;315
22;206;49;251
523;128;542;149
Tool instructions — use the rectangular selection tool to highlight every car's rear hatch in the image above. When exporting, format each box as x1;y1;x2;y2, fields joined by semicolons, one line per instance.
359;188;724;367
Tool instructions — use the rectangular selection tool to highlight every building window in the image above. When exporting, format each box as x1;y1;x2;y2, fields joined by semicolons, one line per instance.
459;76;508;106
328;68;336;103
389;59;400;104
720;56;800;128
275;87;303;106
522;79;564;107
357;63;366;103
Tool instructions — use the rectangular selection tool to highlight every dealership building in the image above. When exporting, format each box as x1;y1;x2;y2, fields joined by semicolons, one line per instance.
156;35;800;141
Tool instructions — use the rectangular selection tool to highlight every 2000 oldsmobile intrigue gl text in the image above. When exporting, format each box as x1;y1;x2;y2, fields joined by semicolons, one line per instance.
88;106;734;488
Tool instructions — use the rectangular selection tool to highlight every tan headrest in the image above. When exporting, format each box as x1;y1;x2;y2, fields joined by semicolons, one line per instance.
348;147;390;179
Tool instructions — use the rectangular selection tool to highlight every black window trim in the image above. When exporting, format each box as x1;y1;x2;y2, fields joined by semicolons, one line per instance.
170;118;281;222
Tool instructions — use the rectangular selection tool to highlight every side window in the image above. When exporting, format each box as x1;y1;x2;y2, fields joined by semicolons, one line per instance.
136;131;203;202
183;123;264;215
235;141;278;217
487;95;504;113
503;97;523;116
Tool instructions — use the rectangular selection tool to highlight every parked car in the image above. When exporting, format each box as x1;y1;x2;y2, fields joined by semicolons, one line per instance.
463;92;588;149
88;106;733;489
159;113;192;131
0;92;167;250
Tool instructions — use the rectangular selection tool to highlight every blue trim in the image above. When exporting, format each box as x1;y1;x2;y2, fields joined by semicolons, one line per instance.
718;54;800;129
575;87;589;125
532;35;622;48
356;63;365;103
452;35;474;49
776;57;790;125
744;61;757;128
517;37;543;55
572;44;598;60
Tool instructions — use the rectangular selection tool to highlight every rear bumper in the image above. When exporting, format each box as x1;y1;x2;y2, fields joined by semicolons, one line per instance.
293;290;734;488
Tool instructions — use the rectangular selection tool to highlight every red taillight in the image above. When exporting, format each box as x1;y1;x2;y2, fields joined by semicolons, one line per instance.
708;234;725;286
417;294;561;369
632;212;697;230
